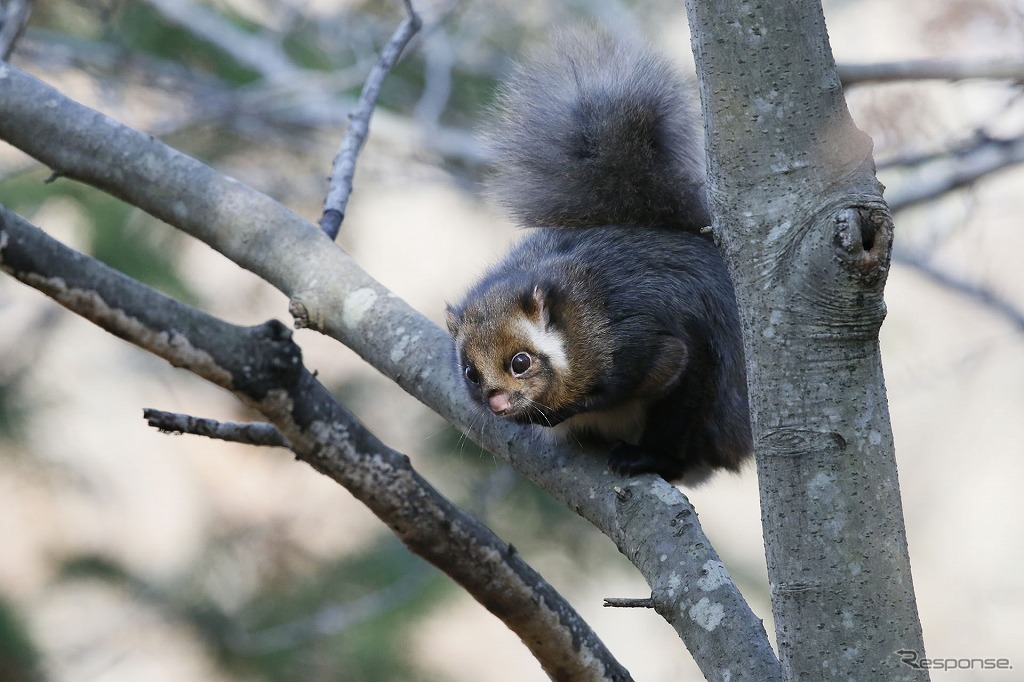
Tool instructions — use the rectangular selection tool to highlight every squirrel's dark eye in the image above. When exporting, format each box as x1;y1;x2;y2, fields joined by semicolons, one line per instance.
464;365;480;385
510;352;532;376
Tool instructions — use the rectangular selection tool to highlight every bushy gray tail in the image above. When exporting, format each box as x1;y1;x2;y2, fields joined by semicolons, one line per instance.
484;30;709;232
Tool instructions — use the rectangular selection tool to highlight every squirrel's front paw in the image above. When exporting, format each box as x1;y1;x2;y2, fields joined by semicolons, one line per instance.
607;442;692;482
607;442;664;477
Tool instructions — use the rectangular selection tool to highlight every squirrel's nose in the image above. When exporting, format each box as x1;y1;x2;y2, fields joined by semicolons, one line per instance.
488;392;512;415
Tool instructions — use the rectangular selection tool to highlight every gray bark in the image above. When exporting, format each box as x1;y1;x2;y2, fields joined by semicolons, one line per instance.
685;0;928;678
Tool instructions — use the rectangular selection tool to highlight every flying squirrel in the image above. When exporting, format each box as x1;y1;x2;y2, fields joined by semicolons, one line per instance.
444;31;752;485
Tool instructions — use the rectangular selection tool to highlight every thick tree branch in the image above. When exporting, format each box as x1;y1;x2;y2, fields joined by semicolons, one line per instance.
0;64;780;679
686;0;926;678
320;0;422;240
0;204;632;682
839;58;1024;86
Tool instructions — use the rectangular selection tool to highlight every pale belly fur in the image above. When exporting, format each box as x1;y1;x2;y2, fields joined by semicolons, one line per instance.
553;399;648;445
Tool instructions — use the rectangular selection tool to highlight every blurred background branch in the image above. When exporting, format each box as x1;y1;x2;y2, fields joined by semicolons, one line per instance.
892;247;1024;332
0;0;32;60
885;132;1024;212
839;57;1024;85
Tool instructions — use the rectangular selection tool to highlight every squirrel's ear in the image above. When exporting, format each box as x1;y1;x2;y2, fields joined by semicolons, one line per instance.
530;285;555;330
444;305;460;336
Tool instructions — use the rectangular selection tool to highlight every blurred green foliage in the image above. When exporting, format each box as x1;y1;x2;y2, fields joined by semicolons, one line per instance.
0;372;27;443
58;540;447;681
111;3;262;83
0;173;197;303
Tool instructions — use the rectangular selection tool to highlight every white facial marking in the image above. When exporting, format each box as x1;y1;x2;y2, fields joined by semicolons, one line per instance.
516;317;569;371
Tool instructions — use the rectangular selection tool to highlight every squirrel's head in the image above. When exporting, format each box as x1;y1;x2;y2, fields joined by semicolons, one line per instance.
445;285;571;426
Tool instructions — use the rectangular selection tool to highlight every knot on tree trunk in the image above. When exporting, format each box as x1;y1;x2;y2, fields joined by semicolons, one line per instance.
833;204;893;289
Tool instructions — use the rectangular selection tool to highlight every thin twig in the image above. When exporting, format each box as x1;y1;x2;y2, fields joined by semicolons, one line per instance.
0;0;32;60
143;408;289;447
319;0;422;241
604;597;655;609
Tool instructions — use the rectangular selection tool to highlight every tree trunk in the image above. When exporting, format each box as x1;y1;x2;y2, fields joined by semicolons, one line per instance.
685;0;929;678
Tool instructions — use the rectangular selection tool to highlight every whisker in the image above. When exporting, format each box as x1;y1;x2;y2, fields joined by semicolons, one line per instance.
521;396;556;428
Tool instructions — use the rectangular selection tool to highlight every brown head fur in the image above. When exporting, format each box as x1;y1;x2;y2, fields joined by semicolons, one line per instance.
446;283;613;425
